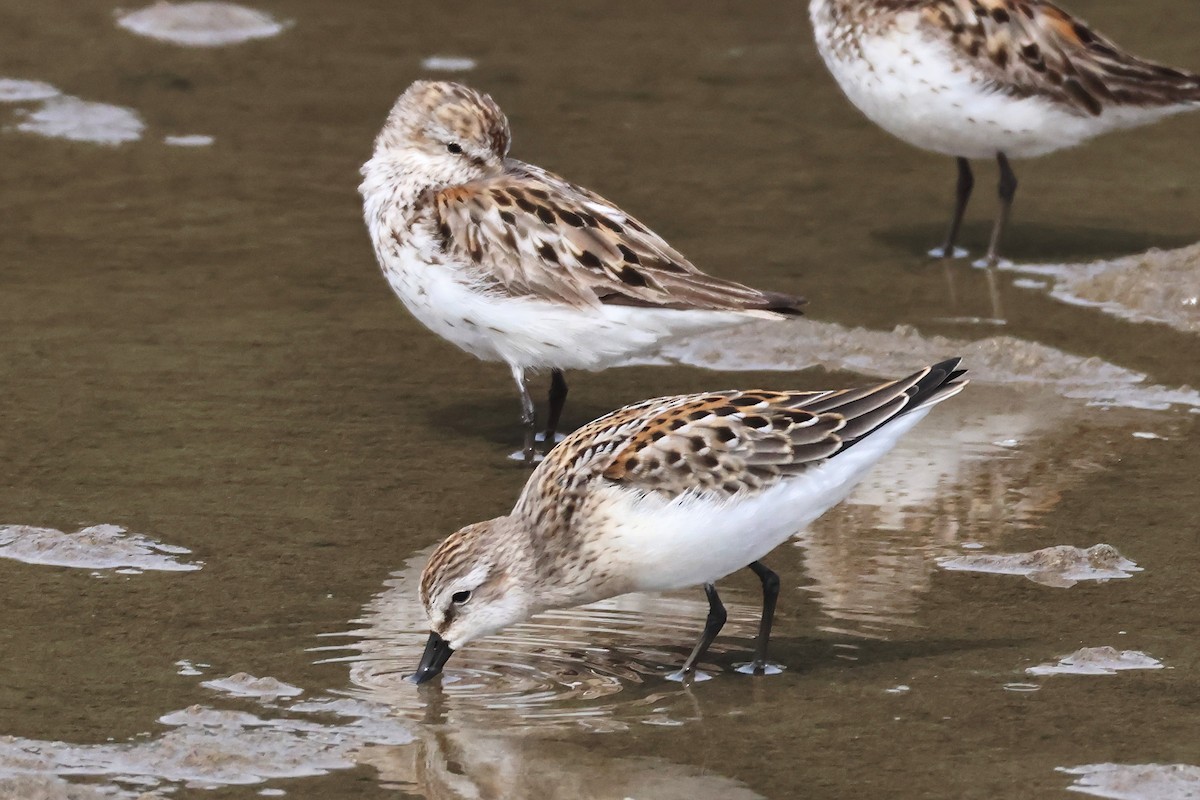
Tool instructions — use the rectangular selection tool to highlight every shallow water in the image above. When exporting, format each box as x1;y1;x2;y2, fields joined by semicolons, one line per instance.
1;0;1198;797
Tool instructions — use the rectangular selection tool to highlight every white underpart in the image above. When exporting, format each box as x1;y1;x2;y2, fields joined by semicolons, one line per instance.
810;4;1192;159
602;405;937;592
361;158;765;373
379;239;758;370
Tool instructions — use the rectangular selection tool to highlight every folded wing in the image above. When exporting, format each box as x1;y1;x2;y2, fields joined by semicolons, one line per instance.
600;358;967;497
929;0;1200;114
427;161;805;314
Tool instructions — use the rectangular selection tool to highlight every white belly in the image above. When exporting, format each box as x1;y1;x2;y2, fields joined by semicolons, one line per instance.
602;406;935;592
812;10;1175;159
376;236;762;372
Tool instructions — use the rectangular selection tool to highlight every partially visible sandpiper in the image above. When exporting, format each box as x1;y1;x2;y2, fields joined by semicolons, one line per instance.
360;81;805;463
410;359;967;684
809;0;1200;265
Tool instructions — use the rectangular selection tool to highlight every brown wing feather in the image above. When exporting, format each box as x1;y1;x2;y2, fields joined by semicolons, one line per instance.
597;359;965;498
513;361;966;534
428;160;805;313
600;393;847;496
928;0;1200;114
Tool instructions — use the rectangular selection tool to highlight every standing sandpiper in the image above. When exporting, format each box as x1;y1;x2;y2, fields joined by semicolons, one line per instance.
810;0;1200;264
361;81;805;462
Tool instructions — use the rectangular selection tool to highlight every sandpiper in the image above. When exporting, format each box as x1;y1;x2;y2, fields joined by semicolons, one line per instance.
809;0;1200;264
411;358;967;684
360;81;805;462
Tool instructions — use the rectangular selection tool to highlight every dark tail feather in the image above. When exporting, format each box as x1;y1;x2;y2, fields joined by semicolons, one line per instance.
753;290;806;317
905;357;968;411
819;358;967;455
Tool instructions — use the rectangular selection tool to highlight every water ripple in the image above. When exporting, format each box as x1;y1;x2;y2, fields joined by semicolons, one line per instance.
322;552;764;731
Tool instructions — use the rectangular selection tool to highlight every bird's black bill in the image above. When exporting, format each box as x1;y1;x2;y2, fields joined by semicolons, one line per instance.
410;631;454;684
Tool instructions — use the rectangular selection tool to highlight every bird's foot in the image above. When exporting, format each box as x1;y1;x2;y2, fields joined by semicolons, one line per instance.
733;660;786;676
665;668;715;684
507;449;545;465
929;245;969;259
507;433;564;464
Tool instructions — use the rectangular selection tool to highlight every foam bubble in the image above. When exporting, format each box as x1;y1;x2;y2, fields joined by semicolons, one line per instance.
1059;763;1200;799
0;702;414;793
0;78;60;103
14;96;144;145
164;133;213;146
0;775;115;799
0;524;200;572
420;55;477;72
937;544;1140;588
201;673;304;700
632;319;1200;412
1003;244;1200;335
117;2;287;47
1026;647;1164;677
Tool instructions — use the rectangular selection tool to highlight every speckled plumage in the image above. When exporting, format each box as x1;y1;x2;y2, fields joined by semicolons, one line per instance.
360;81;804;459
413;360;967;680
809;0;1200;263
812;0;1200;157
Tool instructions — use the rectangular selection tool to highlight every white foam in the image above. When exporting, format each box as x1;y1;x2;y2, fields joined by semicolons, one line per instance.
164;133;213;146
420;56;478;72
0;524;200;572
1002;244;1200;335
14;96;144;145
0;700;415;794
175;659;204;677
0;78;60;103
200;673;304;700
634;318;1200;412
1059;763;1200;800
0;775;115;799
937;544;1141;588
1027;647;1164;677
116;2;287;47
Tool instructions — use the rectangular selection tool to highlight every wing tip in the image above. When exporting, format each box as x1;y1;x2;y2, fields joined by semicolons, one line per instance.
759;291;807;317
907;357;969;410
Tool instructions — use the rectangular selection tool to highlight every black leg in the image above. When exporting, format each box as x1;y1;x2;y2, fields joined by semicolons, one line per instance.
985;152;1018;266
510;365;536;464
938;157;974;259
542;369;568;455
673;583;727;680
744;561;781;674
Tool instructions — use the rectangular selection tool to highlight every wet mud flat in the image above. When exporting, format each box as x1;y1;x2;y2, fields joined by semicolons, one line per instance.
2;0;1200;798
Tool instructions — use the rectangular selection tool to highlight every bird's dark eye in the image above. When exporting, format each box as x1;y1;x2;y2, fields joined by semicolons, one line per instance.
451;590;471;604
446;143;463;155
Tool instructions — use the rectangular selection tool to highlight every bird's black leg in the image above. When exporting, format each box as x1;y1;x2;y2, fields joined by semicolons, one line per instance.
948;157;975;255
669;583;727;681
938;157;974;259
510;365;537;464
985;152;1018;267
736;561;785;675
542;369;568;456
